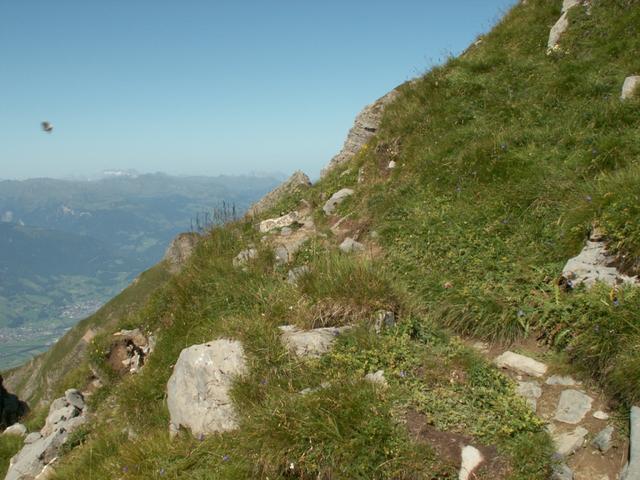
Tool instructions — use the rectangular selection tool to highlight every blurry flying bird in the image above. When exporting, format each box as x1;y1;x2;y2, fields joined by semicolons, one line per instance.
41;121;53;133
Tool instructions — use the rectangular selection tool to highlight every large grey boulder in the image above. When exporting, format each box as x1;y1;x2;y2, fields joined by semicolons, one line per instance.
6;391;86;480
554;389;593;424
621;76;640;100
494;351;548;378
167;339;247;439
622;406;640;480
279;325;351;358
321;89;400;178
163;232;200;274
323;188;354;215
247;171;311;217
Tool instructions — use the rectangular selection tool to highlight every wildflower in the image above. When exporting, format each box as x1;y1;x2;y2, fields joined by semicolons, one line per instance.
159;468;166;476
223;455;230;462
399;371;406;378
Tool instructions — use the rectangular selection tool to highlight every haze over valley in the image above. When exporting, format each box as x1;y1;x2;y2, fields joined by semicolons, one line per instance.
0;171;281;368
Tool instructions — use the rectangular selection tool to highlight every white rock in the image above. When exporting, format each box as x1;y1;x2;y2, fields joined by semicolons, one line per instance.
373;310;395;333
548;11;569;52
551;463;574;480
621;76;640;100
64;389;85;410
279;325;351;358
323;189;354;215
516;381;542;411
259;211;301;234
554;389;593;424
553;426;589;457
459;445;484;480
339;237;365;253
593;410;610;420
562;241;636;288
494;351;548;378
3;423;27;437
167;339;247;438
562;0;581;12
364;370;388;388
546;375;577;386
163;232;199;274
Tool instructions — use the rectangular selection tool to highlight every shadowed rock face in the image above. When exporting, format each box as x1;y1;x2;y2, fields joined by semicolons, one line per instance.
0;376;28;431
321;89;400;178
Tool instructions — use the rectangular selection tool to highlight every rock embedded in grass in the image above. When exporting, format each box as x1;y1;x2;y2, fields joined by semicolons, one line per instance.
339;237;365;253
279;325;351;358
167;339;247;438
554;389;593;424
621;76;640;100
2;422;26;437
232;248;258;267
546;375;577;386
259;211;301;233
323;188;354;215
493;351;548;378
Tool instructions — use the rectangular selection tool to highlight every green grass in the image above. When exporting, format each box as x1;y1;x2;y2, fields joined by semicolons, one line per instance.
7;0;640;478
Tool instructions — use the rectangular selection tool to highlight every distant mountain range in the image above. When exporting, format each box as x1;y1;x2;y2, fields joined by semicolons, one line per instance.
0;172;281;367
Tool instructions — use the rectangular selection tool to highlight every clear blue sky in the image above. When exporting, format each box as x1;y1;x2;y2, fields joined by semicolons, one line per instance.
0;0;516;180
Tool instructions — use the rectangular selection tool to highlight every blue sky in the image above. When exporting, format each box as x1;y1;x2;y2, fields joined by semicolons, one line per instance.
0;1;516;180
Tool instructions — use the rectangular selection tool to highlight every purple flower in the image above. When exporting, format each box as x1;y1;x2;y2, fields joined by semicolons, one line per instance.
223;454;230;462
399;371;406;378
159;468;166;476
260;378;268;385
613;299;620;307
122;466;129;473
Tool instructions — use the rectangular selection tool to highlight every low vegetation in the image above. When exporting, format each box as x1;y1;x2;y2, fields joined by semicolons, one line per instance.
2;0;639;478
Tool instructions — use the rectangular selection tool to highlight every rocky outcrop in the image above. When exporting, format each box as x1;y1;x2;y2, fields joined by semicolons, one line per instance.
279;325;351;358
321;89;400;178
621;76;640;100
270;217;316;265
247;171;311;217
163;232;200;274
167;339;247;439
107;329;155;375
6;390;87;480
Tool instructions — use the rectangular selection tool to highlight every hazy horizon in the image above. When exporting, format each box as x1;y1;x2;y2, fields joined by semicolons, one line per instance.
1;0;516;180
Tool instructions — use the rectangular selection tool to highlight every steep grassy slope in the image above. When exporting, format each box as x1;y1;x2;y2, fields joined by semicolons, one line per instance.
2;1;639;478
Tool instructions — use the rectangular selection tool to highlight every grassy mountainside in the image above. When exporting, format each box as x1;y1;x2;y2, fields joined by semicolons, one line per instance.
2;1;639;478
